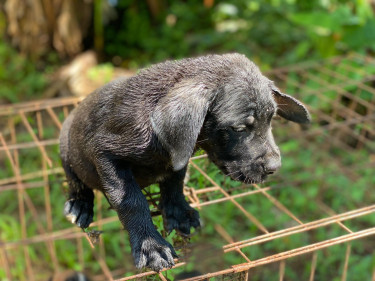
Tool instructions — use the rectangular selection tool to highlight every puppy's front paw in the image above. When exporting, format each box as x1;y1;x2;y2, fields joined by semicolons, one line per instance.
64;199;93;228
132;235;178;272
160;200;201;236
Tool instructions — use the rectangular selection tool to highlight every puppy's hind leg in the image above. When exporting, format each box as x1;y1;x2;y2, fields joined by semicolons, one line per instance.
60;111;94;229
63;176;95;229
61;160;94;229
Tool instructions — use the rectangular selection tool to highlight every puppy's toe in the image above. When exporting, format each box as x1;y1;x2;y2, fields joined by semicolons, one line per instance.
64;199;93;229
177;220;192;236
134;252;148;270
161;202;201;236
191;216;201;229
147;246;175;271
164;217;180;234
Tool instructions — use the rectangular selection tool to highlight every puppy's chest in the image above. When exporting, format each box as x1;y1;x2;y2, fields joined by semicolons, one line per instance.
132;164;171;188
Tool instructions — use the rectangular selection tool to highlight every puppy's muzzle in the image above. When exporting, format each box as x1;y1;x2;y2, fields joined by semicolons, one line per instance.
264;158;281;175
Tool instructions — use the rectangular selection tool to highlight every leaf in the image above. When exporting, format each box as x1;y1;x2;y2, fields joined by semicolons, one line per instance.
289;6;357;34
342;19;375;49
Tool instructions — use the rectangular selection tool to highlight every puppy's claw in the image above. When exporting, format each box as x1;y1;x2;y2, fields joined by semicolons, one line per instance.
191;217;202;229
64;199;93;229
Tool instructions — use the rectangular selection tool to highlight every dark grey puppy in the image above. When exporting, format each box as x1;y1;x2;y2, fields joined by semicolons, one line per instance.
59;53;310;271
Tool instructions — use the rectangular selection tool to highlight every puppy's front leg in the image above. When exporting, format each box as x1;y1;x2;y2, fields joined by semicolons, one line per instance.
159;167;200;236
96;158;177;271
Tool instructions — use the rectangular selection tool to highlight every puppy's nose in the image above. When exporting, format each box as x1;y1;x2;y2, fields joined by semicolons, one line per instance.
265;159;281;174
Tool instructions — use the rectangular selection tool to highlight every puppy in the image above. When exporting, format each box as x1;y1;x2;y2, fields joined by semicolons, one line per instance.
59;53;310;271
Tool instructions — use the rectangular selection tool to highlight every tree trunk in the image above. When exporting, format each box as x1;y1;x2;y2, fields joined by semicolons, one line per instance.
4;0;93;59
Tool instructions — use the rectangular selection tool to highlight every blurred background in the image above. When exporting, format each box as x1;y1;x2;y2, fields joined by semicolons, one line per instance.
0;1;375;281
1;0;375;103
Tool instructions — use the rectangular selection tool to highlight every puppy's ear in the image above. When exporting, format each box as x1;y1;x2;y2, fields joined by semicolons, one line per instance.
272;88;311;124
151;79;212;171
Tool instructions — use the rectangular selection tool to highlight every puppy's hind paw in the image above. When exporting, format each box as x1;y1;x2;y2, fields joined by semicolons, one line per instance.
133;236;178;272
64;199;94;229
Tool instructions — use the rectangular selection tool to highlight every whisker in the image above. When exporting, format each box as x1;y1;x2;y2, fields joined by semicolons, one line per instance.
244;176;249;184
225;170;240;177
234;173;242;181
196;138;209;144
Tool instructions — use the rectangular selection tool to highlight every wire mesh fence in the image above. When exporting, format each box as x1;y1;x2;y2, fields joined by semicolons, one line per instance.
0;53;374;281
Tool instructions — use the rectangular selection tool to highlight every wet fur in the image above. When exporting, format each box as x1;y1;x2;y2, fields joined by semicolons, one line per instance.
60;53;310;271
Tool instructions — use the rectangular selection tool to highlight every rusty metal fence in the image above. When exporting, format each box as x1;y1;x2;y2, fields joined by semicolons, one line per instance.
0;53;374;280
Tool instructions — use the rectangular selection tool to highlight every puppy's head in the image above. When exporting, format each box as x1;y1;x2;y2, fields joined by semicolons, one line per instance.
198;77;310;184
151;54;310;184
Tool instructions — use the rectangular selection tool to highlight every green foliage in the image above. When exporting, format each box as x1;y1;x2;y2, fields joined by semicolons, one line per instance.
87;63;115;83
0;42;47;103
288;1;375;58
102;0;375;69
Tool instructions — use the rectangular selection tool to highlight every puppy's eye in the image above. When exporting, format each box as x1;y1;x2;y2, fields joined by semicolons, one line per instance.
246;116;255;125
231;125;247;132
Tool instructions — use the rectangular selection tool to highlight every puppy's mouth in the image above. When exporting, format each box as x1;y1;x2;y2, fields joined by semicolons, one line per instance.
216;161;268;184
234;172;268;184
